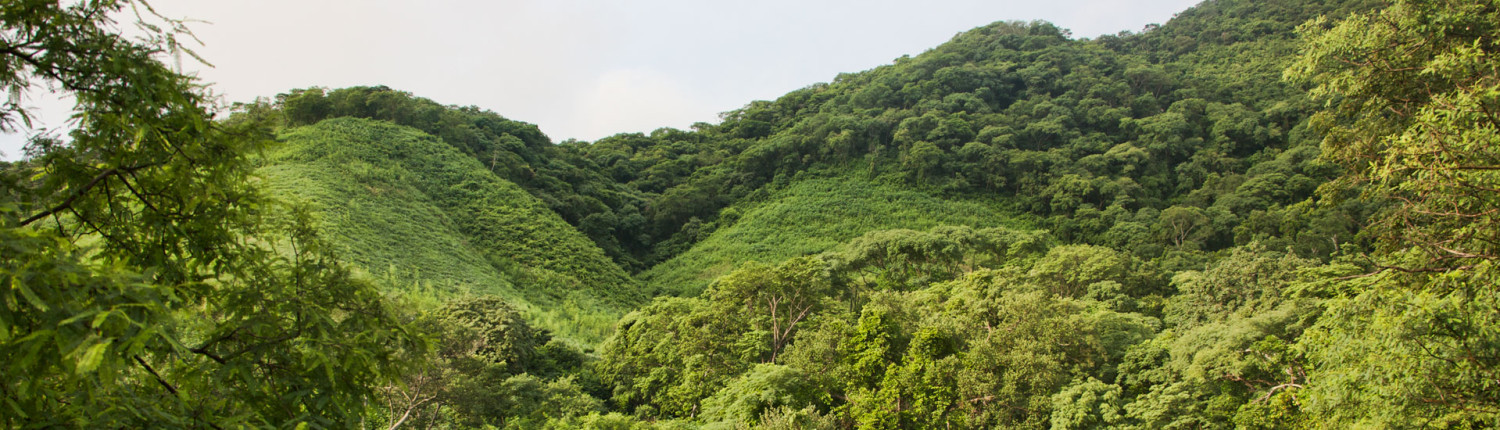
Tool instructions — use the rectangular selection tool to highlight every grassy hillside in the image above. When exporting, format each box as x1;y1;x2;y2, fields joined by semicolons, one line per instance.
267;86;662;272
641;172;1025;295
257;117;641;342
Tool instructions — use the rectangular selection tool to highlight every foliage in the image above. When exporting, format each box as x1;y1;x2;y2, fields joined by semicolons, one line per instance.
1;1;417;426
595;296;750;418
266;86;667;272
1286;0;1500;424
700;364;823;426
372;296;599;429
1288;0;1500;270
640;175;1021;295
708;257;838;362
594;226;1161;428
259;117;640;342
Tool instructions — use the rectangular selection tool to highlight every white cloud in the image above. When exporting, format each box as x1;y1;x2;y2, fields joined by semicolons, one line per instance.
566;68;715;141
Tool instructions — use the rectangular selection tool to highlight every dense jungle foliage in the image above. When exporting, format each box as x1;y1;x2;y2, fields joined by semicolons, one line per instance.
4;0;1500;427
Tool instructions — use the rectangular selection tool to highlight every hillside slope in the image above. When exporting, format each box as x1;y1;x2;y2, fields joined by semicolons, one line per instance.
628;0;1380;296
641;172;1025;295
257;117;641;342
527;1;1375;296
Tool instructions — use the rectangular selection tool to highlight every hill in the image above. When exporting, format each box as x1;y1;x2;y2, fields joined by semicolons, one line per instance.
257;117;640;342
248;0;1380;331
265;86;664;272
608;0;1380;297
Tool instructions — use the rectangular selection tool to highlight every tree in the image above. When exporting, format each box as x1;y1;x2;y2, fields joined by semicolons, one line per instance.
1287;0;1500;270
1156;205;1209;249
1050;378;1125;429
375;296;595;429
1;1;417;426
700;364;823;426
708;256;836;363
1287;0;1500;424
278;86;332;126
596;296;754;418
902;140;946;180
1028;245;1129;298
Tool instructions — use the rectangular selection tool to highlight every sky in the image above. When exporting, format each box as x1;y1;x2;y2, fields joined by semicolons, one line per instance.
0;0;1201;160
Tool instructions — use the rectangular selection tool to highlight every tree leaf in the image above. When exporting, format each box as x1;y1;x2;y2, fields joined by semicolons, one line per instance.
76;339;113;374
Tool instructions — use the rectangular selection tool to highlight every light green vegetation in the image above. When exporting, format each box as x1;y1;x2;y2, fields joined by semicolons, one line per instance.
258;117;638;343
642;174;1022;295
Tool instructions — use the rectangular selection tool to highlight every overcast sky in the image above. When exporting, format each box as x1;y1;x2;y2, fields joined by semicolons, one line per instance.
0;0;1201;160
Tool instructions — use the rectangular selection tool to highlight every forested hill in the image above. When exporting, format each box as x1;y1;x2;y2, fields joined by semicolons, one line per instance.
255;117;639;342
12;0;1500;427
631;0;1385;294
256;0;1381;295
